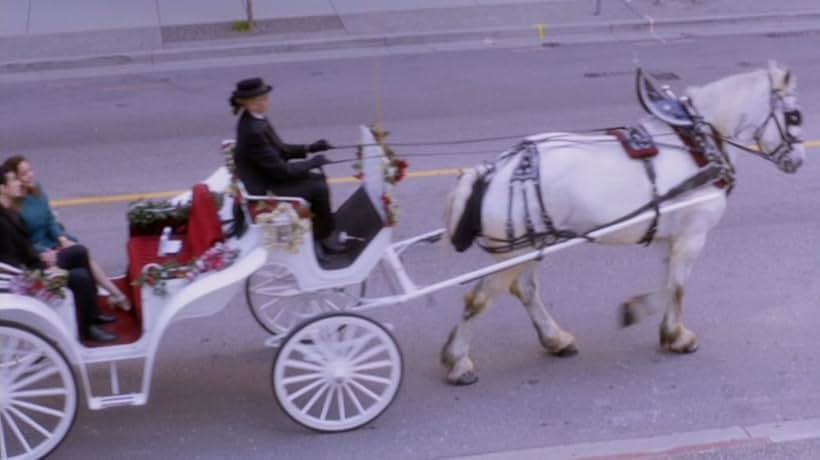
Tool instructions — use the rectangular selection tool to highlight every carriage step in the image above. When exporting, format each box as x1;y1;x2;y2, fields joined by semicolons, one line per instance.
88;393;147;410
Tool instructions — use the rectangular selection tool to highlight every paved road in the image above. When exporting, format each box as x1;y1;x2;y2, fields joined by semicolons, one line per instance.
2;32;820;459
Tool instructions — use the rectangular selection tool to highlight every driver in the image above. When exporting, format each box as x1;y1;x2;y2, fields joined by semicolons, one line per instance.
229;77;346;258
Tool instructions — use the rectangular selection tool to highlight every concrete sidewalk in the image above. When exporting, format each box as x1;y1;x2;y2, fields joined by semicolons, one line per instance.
2;0;820;74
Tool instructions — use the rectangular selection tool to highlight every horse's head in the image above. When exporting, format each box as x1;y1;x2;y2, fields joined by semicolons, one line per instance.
748;61;805;173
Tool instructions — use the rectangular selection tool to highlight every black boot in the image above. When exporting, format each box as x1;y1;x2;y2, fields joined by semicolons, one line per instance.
85;325;118;342
319;234;348;254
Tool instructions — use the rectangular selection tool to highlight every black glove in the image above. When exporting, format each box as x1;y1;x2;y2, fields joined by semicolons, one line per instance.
308;154;331;168
308;139;333;153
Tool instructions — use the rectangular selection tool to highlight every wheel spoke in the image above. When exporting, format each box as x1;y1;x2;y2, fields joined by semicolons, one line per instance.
281;372;324;386
287;376;328;402
300;382;330;415
352;372;393;385
319;384;334;421
2;409;32;453
350;345;388;366
342;382;366;415
281;359;324;373
336;386;346;421
348;378;380;402
11;399;65;418
342;332;373;360
10;366;58;391
6;351;44;384
262;299;287;324
0;337;20;364
291;342;328;364
353;360;394;373
7;405;52;438
0;409;7;460
11;387;68;399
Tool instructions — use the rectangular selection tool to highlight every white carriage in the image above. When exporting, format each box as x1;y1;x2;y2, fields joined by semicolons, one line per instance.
0;123;727;459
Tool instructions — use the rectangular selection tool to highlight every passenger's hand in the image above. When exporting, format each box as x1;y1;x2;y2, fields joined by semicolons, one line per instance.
45;267;67;279
309;154;331;168
40;250;57;267
308;139;333;153
58;236;75;248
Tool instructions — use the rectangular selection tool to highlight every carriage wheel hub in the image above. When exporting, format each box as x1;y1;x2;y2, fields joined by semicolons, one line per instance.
328;361;350;382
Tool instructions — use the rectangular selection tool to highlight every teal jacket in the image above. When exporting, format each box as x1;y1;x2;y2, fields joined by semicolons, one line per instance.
19;185;66;252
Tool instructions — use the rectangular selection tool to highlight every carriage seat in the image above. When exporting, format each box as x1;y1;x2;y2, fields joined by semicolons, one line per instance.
126;183;225;321
220;139;311;223
234;177;311;223
636;68;694;128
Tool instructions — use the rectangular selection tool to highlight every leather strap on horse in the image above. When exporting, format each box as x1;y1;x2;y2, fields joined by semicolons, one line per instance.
638;158;661;246
673;122;735;192
480;141;584;254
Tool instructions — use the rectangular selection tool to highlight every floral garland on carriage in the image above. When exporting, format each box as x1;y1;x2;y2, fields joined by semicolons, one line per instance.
132;242;240;296
8;269;67;307
352;125;408;226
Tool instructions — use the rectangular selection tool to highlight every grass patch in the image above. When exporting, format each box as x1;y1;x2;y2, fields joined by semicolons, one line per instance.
232;21;252;32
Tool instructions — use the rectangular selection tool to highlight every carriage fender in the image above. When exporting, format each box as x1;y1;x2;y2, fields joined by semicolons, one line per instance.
148;247;268;338
0;293;83;365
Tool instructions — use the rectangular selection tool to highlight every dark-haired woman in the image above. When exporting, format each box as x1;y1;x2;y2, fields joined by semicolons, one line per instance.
3;155;132;311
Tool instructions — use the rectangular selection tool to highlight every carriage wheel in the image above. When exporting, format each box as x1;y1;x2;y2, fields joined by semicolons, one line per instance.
272;313;402;432
0;321;78;460
246;264;358;337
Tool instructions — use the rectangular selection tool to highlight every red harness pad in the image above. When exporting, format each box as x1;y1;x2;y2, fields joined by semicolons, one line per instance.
607;126;659;159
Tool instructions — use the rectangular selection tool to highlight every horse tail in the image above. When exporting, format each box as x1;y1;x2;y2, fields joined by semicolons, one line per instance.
444;167;485;252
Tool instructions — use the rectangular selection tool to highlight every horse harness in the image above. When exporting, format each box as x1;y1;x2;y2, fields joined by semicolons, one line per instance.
470;71;738;254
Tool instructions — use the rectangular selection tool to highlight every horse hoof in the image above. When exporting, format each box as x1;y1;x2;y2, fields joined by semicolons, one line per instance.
550;343;579;358
666;342;698;354
620;302;637;328
449;371;479;386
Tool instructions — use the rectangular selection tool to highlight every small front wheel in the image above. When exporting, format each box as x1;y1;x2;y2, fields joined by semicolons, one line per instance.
0;321;78;460
246;264;358;337
272;313;402;432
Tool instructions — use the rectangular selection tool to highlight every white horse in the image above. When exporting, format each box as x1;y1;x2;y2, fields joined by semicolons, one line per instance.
441;61;805;385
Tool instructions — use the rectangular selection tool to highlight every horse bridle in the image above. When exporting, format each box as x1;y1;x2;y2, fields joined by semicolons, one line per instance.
725;76;803;172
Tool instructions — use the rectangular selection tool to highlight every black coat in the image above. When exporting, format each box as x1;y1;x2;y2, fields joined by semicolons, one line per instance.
0;206;44;270
234;111;315;195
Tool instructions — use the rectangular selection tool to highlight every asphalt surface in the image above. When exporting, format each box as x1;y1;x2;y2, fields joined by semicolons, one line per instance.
2;31;820;459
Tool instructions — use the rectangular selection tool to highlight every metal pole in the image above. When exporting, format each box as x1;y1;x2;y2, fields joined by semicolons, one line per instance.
246;0;255;31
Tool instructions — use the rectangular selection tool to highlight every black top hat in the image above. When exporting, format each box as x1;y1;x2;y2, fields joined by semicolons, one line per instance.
231;77;273;100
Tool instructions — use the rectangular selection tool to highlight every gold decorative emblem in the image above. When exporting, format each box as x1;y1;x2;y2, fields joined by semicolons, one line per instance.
256;203;311;253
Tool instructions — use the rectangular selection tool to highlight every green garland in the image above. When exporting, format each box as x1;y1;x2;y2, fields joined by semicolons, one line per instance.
128;193;224;229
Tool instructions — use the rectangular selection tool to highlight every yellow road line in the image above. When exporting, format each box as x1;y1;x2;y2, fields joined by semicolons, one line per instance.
50;141;820;208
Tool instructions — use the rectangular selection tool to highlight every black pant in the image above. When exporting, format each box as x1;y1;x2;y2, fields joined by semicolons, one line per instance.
57;245;101;337
269;173;335;240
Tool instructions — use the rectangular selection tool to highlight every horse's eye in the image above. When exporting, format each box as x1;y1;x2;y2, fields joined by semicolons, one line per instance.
785;110;802;126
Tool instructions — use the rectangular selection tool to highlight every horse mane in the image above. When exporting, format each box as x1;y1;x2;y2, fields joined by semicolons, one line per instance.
686;68;769;137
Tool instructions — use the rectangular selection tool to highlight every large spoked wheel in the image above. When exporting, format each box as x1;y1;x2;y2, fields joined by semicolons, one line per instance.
272;313;402;432
246;264;358;337
0;321;78;460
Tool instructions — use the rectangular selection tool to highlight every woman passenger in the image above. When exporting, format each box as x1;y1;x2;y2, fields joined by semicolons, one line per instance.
3;155;132;311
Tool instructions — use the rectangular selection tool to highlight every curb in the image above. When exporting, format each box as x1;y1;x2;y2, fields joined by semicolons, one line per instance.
2;10;820;75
